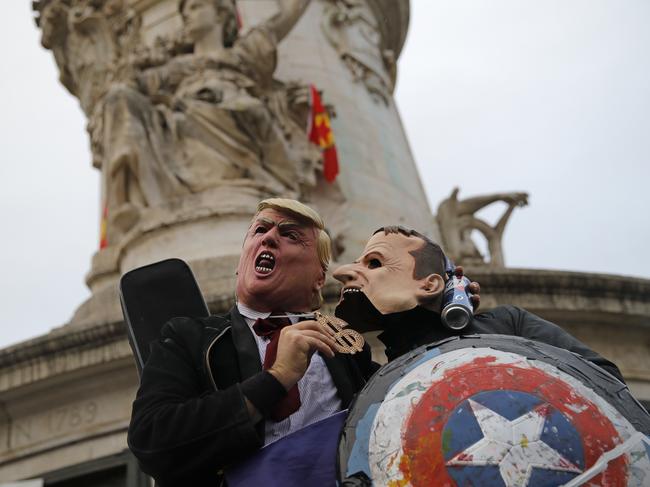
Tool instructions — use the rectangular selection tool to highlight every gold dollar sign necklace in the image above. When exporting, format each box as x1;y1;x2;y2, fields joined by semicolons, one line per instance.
313;311;365;354
268;312;365;354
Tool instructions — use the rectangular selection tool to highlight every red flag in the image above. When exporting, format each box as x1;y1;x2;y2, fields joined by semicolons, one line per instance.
99;203;108;249
308;85;339;182
234;1;242;30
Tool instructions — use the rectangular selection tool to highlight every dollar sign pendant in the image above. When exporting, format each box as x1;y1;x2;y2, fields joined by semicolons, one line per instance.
314;311;365;354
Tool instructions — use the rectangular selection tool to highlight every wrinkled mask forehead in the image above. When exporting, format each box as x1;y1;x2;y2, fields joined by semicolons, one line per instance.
249;209;316;238
363;231;424;261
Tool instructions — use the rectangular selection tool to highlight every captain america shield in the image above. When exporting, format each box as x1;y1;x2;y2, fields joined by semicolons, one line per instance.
338;335;650;486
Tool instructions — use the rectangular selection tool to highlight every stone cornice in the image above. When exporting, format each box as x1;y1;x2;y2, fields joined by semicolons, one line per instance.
0;292;236;376
466;267;650;328
467;268;650;300
0;322;126;370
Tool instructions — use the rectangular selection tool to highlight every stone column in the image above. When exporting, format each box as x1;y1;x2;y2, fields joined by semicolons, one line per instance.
138;0;433;263
239;0;435;261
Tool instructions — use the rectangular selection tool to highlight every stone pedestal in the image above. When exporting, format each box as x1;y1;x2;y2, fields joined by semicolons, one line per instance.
0;325;138;482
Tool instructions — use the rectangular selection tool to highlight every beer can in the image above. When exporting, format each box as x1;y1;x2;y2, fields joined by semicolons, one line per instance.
441;274;473;330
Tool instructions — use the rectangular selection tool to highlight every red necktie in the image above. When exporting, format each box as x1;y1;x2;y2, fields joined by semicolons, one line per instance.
253;315;301;421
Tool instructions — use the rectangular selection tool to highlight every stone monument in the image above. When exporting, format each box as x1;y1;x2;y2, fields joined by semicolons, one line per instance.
437;187;529;268
0;0;648;484
31;0;433;332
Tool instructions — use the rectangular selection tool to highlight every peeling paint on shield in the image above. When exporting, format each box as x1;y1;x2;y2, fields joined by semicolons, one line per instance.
356;347;650;487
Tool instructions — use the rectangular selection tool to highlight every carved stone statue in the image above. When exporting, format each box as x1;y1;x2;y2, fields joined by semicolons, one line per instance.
436;187;529;268
38;0;119;116
32;0;428;299
321;0;395;104
35;0;321;244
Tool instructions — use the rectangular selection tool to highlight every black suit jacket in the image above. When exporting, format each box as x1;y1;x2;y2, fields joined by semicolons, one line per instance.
128;307;373;486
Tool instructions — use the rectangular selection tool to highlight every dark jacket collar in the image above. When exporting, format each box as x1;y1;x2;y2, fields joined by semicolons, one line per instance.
377;306;446;361
228;306;263;379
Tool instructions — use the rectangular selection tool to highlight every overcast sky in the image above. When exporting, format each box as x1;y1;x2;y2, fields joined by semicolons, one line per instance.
1;0;649;349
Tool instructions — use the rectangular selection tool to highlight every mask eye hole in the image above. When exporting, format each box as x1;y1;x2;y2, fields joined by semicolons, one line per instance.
368;258;382;269
280;229;299;241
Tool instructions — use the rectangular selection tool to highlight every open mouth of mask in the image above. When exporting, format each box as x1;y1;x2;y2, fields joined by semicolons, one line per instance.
335;289;384;333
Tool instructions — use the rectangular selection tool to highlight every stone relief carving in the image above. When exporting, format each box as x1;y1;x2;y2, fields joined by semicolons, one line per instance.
436;187;528;268
321;0;395;105
37;0;134;170
34;0;324;245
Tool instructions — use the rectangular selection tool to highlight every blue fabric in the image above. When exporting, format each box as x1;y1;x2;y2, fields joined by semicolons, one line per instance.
345;403;380;479
226;410;347;487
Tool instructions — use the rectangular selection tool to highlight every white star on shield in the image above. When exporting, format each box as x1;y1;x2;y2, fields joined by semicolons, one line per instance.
445;399;582;487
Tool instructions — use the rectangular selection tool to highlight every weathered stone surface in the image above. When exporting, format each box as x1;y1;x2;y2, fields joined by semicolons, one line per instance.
253;0;435;261
31;0;432;331
437;188;529;267
0;325;131;392
0;354;137;481
467;267;650;321
34;0;327;300
321;0;395;104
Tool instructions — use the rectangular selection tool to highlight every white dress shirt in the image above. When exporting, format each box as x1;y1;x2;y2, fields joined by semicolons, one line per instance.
237;302;342;445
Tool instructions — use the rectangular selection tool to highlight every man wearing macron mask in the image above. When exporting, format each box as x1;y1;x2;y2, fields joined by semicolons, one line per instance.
333;225;623;381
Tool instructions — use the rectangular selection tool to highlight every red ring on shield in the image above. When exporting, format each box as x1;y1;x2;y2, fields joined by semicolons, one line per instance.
398;356;627;486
